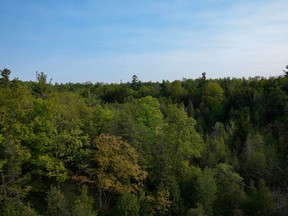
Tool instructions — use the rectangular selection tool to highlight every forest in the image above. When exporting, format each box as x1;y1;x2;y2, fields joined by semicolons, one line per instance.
0;68;288;215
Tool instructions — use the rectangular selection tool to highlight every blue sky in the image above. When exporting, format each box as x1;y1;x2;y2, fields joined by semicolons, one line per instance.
1;0;288;83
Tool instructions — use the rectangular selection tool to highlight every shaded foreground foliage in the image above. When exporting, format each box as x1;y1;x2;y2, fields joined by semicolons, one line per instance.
1;69;288;215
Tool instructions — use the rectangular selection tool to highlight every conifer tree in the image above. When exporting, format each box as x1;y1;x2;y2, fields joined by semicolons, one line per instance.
72;185;97;216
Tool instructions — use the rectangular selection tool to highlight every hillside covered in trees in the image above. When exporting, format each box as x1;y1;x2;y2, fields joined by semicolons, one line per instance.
1;68;288;215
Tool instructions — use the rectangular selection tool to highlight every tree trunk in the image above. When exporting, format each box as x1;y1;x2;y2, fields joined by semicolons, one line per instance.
1;172;6;197
98;187;102;210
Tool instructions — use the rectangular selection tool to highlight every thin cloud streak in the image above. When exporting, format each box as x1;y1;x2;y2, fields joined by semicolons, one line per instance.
1;0;288;83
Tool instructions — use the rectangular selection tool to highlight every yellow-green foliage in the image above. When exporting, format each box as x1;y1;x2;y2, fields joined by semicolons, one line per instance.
91;133;147;194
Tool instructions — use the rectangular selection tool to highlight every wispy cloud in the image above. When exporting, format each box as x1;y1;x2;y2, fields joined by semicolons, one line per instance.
1;0;288;83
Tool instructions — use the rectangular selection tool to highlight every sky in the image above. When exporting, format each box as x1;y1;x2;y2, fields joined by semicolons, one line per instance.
0;0;288;83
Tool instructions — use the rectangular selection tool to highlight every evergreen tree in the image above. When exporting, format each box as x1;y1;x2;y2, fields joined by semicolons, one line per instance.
283;65;288;77
187;98;194;118
114;191;140;216
246;180;277;216
46;186;69;216
0;68;11;87
196;168;217;216
1;198;38;216
71;185;97;216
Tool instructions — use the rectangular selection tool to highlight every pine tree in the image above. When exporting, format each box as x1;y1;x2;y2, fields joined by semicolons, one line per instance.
46;186;69;216
71;185;97;216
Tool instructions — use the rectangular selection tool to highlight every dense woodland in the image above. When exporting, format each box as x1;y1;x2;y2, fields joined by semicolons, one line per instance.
1;68;288;215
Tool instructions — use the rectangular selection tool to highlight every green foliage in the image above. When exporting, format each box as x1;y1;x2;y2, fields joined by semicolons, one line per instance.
71;185;97;216
203;122;229;167
1;198;39;216
1;68;288;214
136;96;163;130
26;92;90;187
147;187;172;216
93;103;115;135
46;186;69;216
195;168;217;216
187;98;194;118
131;75;141;91
101;83;135;103
138;83;160;98
284;65;288;77
214;164;247;215
186;203;206;216
114;191;140;216
0;68;11;87
0;84;34;202
38;155;68;184
241;133;268;181
200;81;225;129
203;81;224;104
31;72;52;98
164;104;203;160
168;80;186;102
138;191;153;216
246;180;277;216
167;177;185;216
88;133;147;194
110;96;164;171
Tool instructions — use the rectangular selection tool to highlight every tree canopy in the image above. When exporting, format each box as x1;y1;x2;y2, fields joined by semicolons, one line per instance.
0;69;288;215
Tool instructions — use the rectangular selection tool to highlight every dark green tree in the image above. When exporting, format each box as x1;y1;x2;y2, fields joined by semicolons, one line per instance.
131;75;141;90
1;198;38;216
186;203;205;216
114;191;140;216
187;98;194;118
31;72;52;98
0;68;11;87
245;180;277;216
71;185;97;216
283;65;288;77
214;164;247;215
196;168;217;216
46;186;69;216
